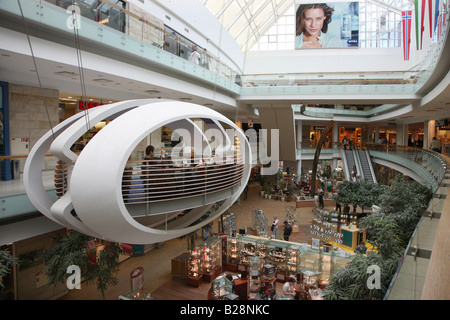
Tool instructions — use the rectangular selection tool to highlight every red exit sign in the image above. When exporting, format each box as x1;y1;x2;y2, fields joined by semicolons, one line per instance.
78;100;105;110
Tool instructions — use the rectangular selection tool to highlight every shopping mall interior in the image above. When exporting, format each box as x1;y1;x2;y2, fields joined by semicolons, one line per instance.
0;0;449;304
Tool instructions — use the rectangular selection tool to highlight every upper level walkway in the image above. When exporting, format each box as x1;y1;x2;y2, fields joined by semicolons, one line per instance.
1;0;449;113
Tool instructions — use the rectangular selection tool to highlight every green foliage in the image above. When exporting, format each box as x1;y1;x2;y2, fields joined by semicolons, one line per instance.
44;230;124;299
0;249;18;290
335;180;386;213
326;177;432;300
324;254;401;300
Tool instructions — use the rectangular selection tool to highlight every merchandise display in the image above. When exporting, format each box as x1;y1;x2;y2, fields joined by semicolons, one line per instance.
187;246;202;287
225;235;355;285
201;237;221;282
285;207;298;231
226;236;239;271
210;275;234;300
309;208;364;247
220;212;236;235
263;264;276;278
267;242;289;282
248;256;264;297
252;209;268;237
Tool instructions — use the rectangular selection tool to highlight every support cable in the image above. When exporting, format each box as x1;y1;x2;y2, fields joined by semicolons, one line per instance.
17;0;55;139
70;1;90;132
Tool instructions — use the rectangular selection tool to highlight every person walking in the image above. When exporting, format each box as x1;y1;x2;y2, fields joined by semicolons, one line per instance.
283;221;292;241
271;216;279;239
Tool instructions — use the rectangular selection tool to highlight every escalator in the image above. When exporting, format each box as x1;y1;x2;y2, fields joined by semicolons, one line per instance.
357;149;376;184
342;148;376;184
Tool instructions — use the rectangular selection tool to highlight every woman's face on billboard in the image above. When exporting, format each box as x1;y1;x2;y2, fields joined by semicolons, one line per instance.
303;8;326;37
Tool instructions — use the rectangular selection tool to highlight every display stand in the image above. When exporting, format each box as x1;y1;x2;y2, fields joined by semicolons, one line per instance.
226;236;239;272
187;246;202;287
210;276;233;300
234;278;248;300
201;237;221;283
171;252;189;279
340;225;366;251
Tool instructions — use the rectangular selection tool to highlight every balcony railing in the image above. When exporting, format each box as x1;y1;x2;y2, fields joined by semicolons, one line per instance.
122;154;245;204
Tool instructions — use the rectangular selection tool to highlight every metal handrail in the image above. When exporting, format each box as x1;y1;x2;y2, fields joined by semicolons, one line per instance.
122;155;245;204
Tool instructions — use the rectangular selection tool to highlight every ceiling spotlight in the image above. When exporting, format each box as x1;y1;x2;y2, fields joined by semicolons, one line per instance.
93;78;113;84
55;71;78;77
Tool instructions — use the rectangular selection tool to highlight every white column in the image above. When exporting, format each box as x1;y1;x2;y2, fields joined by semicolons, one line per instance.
424;120;435;149
296;120;302;150
333;122;339;149
396;124;408;146
296;159;302;182
374;126;380;143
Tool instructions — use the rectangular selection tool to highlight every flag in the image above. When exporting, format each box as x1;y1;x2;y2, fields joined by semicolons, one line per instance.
415;0;420;49
402;11;413;60
421;0;425;49
434;0;440;34
428;0;433;38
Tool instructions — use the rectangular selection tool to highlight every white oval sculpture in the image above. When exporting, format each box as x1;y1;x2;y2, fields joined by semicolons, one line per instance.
24;100;252;244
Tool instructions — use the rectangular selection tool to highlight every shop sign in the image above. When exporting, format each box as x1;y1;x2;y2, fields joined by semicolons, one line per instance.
436;119;448;127
78;100;105;110
313;126;326;130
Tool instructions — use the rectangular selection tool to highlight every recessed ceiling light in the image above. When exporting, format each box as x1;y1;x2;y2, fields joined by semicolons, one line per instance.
145;90;160;94
55;71;78;77
180;97;192;101
93;78;113;83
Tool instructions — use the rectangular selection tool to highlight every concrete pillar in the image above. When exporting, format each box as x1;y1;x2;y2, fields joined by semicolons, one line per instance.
296;120;302;150
396;124;408;146
374;126;380;143
333;122;339;149
296;159;302;181
424;120;435;149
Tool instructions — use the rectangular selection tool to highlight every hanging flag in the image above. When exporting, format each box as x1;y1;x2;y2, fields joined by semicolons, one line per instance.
434;0;440;34
415;0;420;49
402;11;413;60
421;0;426;49
428;0;433;38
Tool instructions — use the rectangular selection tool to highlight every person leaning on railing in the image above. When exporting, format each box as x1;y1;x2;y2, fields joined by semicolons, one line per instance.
141;145;170;200
430;137;441;153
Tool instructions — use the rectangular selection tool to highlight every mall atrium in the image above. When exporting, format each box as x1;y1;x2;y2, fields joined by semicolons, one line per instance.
0;0;449;302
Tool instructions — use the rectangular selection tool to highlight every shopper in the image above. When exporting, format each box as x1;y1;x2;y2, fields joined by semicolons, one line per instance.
430;137;441;153
189;46;201;65
354;242;367;254
243;185;249;200
283;220;292;241
271;216;279;239
318;187;324;209
282;277;297;299
342;137;347;150
335;194;342;213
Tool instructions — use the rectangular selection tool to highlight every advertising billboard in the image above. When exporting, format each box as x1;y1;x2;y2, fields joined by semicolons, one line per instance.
295;1;359;49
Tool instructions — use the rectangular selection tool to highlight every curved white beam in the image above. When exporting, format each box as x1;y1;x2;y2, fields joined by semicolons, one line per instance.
25;100;251;244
